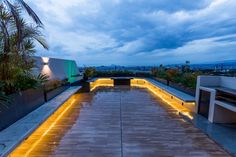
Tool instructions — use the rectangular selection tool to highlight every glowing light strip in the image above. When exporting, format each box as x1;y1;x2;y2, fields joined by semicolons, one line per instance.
91;78;195;120
90;78;114;91
15;99;76;157
131;79;194;120
148;87;194;119
132;80;193;105
90;84;113;91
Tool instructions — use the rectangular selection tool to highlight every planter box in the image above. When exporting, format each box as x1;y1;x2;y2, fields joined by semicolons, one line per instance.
0;88;45;131
153;77;195;96
169;81;195;96
153;77;168;85
45;85;70;101
0;85;71;131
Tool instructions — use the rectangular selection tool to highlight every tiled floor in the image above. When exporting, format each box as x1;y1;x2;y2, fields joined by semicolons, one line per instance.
10;87;231;157
186;113;236;156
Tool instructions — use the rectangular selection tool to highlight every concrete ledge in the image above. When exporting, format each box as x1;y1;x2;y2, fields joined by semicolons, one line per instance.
88;77;195;103
213;100;236;123
0;86;81;157
216;100;236;113
145;78;195;102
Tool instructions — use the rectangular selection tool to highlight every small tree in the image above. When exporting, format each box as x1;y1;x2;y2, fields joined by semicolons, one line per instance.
83;67;96;80
151;67;158;76
181;61;191;73
165;68;180;85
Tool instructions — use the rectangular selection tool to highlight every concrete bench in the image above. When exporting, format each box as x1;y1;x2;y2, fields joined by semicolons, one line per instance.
196;76;236;123
88;78;195;102
87;77;196;111
0;86;81;157
145;79;195;103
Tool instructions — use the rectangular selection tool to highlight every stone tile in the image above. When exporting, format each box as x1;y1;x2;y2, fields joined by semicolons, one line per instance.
9;87;231;157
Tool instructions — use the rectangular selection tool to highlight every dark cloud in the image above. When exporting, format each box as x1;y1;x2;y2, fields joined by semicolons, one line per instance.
26;0;236;65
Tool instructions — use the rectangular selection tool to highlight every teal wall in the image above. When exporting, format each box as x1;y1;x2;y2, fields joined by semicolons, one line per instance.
33;57;81;83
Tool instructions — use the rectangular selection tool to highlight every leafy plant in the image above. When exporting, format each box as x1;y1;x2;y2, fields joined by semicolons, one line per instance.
2;0;43;50
165;69;180;82
35;73;49;86
151;64;201;90
0;2;48;95
83;67;96;80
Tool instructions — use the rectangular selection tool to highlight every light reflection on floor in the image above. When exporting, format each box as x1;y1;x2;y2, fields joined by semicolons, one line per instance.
9;87;231;157
9;93;93;157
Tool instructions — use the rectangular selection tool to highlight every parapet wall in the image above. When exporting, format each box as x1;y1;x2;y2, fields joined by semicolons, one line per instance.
33;56;81;83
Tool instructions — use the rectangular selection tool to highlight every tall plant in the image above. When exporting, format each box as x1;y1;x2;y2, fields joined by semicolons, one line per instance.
2;0;42;24
2;0;43;55
0;1;48;96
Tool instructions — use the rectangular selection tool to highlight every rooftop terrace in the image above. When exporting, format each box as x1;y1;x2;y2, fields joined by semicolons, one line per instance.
9;87;230;157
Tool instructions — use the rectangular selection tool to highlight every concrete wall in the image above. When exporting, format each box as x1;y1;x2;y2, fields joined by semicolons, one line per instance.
32;56;81;83
0;88;45;131
220;76;236;90
197;76;236;89
195;75;236;123
197;76;221;87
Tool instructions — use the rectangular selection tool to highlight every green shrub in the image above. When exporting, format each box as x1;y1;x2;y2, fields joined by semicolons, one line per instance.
83;67;96;80
151;66;202;90
0;2;48;96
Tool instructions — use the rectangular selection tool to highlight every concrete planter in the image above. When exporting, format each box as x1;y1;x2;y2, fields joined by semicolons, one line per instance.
153;77;167;85
0;85;70;131
45;85;70;101
169;82;195;96
0;88;45;131
153;77;195;96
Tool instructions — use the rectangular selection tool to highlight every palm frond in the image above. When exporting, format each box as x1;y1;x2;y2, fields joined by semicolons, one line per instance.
3;0;43;26
23;25;49;50
0;18;10;52
4;1;22;49
16;0;43;26
36;73;49;84
33;36;49;50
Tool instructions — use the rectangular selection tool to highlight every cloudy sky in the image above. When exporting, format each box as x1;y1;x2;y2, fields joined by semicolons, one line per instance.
26;0;236;66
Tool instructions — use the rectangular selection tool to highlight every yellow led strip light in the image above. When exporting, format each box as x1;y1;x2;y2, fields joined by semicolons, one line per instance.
9;97;77;157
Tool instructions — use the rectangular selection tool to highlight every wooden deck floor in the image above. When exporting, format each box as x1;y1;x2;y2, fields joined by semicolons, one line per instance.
10;87;231;157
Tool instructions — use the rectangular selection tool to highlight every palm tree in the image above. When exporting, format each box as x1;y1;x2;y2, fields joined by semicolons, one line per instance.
0;1;47;107
1;0;43;51
2;0;42;25
0;7;48;93
0;1;48;97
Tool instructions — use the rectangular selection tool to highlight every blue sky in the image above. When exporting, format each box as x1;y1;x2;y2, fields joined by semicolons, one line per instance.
26;0;236;66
